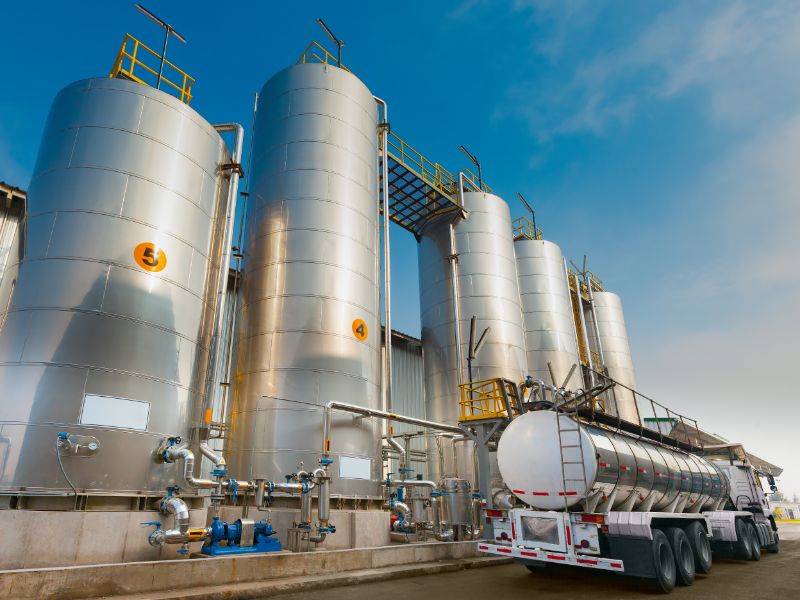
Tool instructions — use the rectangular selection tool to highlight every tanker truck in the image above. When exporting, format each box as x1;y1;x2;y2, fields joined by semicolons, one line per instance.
477;410;780;593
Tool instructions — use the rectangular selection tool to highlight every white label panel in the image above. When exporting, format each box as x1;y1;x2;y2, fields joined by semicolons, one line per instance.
80;394;150;431
339;455;372;480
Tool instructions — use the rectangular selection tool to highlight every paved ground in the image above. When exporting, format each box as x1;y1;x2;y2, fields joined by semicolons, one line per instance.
268;524;800;600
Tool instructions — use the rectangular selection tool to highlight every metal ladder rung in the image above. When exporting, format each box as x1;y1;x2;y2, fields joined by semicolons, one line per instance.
560;444;582;449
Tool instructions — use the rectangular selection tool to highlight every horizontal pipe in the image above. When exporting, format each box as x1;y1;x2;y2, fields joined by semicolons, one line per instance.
165;446;217;489
323;401;463;457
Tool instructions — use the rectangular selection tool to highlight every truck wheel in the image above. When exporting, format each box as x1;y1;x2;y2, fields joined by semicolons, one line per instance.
651;529;677;593
666;527;695;586
684;521;712;574
765;533;780;554
747;524;761;561
733;518;753;561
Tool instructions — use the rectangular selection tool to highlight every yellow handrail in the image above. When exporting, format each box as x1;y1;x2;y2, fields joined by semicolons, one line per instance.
459;378;521;422
109;34;195;104
513;216;543;240
296;40;351;72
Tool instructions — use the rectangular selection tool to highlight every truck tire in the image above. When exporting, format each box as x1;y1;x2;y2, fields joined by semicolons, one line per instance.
747;523;761;561
651;529;677;593
666;527;695;586
684;521;712;574
733;518;753;561
765;535;780;554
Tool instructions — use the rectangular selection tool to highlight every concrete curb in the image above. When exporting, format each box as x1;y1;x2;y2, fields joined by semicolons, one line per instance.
88;556;512;600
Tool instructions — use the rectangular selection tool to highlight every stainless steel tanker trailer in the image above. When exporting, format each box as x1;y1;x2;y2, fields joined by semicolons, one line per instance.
478;409;780;593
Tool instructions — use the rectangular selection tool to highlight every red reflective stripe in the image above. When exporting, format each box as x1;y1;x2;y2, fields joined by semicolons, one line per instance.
512;489;526;495
558;491;578;496
497;548;512;554
655;472;662;477
682;476;689;481
532;492;550;496
610;562;623;569
638;468;646;473
577;558;598;565
521;551;538;557
547;554;567;561
599;462;609;467
478;545;489;550
565;525;572;547
619;465;630;471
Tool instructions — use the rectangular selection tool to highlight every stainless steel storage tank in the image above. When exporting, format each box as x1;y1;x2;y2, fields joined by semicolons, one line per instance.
227;63;382;497
0;78;231;497
585;291;640;423
514;238;582;391
419;191;528;482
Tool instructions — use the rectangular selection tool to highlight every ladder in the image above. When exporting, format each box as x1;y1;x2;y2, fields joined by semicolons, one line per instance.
555;402;589;511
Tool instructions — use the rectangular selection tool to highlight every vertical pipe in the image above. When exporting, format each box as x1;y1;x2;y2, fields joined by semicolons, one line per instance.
375;96;393;413
563;258;587;390
202;124;244;432
573;273;594;387
448;223;464;386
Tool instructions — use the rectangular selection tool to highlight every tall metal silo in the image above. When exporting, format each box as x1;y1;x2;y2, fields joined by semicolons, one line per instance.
419;191;528;483
0;78;232;497
227;62;382;498
514;238;582;391
585;291;641;423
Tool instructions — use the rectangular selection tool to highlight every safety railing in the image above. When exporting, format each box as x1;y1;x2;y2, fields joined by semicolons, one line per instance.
296;40;351;72
513;216;543;240
459;378;521;422
109;34;195;104
386;131;457;198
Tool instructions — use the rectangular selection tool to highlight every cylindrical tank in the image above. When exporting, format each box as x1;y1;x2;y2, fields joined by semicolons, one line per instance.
497;411;730;513
438;477;473;525
586;291;640;423
419;191;528;482
514;238;582;390
0;78;231;495
227;63;381;497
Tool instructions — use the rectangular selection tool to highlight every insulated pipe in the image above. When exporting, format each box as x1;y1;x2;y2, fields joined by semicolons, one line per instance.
374;96;393;416
430;497;454;542
448;221;464;387
163;496;190;534
199;442;226;469
165;446;217;489
202;122;244;429
322;401;463;457
386;426;406;475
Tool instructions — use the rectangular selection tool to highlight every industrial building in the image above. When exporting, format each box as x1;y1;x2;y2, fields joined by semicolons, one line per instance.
0;12;785;598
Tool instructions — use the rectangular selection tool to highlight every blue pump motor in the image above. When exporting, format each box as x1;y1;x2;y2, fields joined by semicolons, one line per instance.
201;517;282;556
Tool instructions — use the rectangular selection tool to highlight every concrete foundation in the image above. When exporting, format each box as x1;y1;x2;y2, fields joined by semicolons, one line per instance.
0;504;390;570
0;541;493;600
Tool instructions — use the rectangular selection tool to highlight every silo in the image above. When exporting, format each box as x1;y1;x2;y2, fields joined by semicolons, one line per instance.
228;63;382;498
514;238;582;390
419;191;528;483
0;78;232;497
585;291;640;423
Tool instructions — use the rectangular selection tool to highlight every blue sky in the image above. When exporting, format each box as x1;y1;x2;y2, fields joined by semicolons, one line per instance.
2;1;798;496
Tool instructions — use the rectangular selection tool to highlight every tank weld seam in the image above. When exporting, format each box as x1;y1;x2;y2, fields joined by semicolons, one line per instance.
16;256;208;301
3;306;206;348
238;293;377;316
249;195;377;226
243;259;377;283
421;312;527;331
237;328;380;350
250;167;373;197
250;227;378;255
0;360;199;391
25;209;214;258
237;365;375;381
264;81;378;122
78;78;225;138
254;139;378;178
29;166;218;221
253;112;375;152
